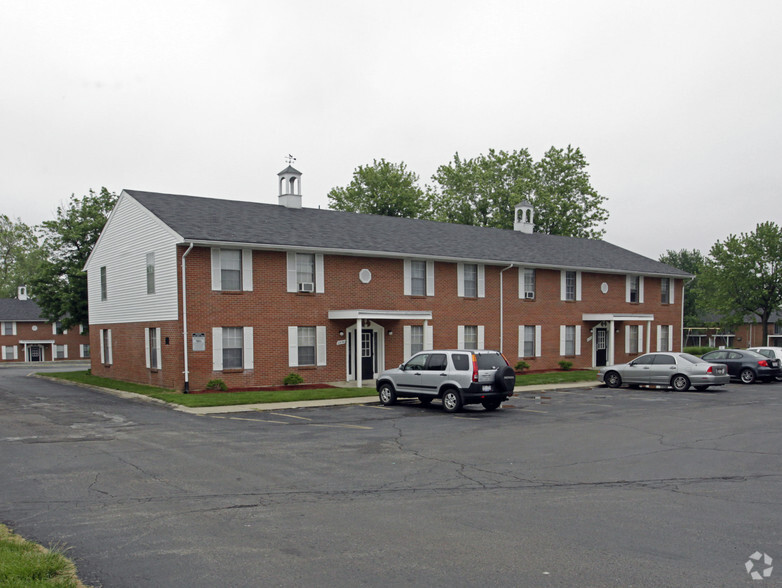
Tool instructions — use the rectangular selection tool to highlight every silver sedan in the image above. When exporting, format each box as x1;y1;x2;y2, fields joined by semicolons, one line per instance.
597;352;730;391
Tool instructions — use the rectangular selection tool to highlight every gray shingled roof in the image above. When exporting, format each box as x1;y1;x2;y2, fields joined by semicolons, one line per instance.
125;190;690;277
0;298;44;321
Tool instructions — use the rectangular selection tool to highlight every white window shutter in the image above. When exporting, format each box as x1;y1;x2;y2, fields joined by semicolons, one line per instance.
107;330;112;364
535;326;542;357
286;252;298;293
625;325;630;354
403;260;412;296
518;325;525;357
656;325;662;351
155;330;162;369
211;248;221;291
458;325;465;349
12;322;17;336
639;276;645;304
426;260;435;296
316;326;327;366
63;344;68;359
13;346;18;360
424;325;433;350
477;325;485;349
145;328;151;368
560;271;567;300
100;330;105;364
668;325;673;351
52;323;57;335
315;254;325;293
670;280;675;304
457;263;464;297
625;275;631;303
288;326;298;367
241;327;253;370
242;249;253;291
403;325;411;359
576;272;582;301
477;265;485;298
212;327;223;371
638;325;644;352
575;326;582;355
560;325;566;355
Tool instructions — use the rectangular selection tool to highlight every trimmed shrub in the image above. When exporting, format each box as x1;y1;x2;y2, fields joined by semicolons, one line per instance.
558;360;573;371
683;346;718;356
205;379;228;392
515;360;530;373
283;373;304;386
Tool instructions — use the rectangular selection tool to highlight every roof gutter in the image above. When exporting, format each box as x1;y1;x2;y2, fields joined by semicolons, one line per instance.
181;242;194;393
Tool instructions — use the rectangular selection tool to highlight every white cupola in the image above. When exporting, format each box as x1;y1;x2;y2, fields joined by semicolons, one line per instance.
514;200;535;234
278;164;302;209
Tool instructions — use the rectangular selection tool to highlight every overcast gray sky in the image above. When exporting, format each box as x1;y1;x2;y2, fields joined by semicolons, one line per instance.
2;0;780;259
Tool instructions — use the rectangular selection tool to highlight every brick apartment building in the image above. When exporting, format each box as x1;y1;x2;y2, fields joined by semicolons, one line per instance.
84;166;689;392
0;287;91;363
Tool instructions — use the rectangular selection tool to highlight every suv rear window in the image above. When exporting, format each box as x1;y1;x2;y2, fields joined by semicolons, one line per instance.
475;352;507;370
451;354;470;371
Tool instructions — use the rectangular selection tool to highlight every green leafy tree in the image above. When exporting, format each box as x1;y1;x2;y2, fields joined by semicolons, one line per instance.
327;159;430;218
31;188;118;329
0;215;45;298
429;146;608;237
532;145;609;239
658;249;706;326
430;149;536;229
700;222;782;343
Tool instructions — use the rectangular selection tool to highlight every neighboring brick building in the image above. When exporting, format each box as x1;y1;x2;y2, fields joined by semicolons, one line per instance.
84;166;690;392
0;287;91;363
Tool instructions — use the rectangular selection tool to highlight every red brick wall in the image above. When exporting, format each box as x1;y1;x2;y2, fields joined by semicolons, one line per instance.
90;246;685;391
0;322;90;362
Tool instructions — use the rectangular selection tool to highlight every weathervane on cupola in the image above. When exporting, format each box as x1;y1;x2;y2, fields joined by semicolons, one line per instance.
278;154;303;209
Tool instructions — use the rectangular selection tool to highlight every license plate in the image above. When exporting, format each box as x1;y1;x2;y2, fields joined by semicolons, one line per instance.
482;385;492;392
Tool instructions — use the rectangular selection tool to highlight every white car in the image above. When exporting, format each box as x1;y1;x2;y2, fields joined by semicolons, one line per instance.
748;347;782;380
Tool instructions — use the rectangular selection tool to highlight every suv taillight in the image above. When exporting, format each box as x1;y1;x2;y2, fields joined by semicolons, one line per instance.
471;353;479;382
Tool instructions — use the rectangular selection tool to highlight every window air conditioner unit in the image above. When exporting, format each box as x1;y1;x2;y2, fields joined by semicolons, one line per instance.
524;291;535;300
298;282;315;293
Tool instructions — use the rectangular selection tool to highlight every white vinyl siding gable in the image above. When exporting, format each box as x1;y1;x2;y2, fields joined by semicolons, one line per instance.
86;193;181;325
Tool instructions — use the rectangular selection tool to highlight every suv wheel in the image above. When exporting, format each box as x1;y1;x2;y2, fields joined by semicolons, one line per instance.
442;389;463;413
378;383;397;405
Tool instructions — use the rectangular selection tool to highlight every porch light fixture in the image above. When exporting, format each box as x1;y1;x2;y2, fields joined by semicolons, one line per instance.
339;330;344;337
388;331;393;336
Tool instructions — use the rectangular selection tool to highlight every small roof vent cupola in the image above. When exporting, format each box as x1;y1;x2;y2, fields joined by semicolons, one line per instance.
278;155;302;209
514;200;535;234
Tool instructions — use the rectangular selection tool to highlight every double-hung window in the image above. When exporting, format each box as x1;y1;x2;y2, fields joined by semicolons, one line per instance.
100;266;108;301
458;325;484;350
1;322;15;336
3;346;17;360
661;278;673;304
410;325;424;356
561;271;581;301
55;345;67;359
627;325;640;354
146;253;156;294
411;261;426;296
657;325;673;352
520;268;536;299
463;264;478;297
519;325;542;358
626;275;644;303
560;325;581;356
146;327;161;369
297;326;316;366
212;327;254;370
100;329;112;364
222;327;244;369
565;272;576;301
403;324;433;359
296;254;315;290
212;248;253;291
286;252;324;293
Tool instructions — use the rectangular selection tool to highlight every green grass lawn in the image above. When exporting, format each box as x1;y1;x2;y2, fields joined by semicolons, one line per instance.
43;369;597;408
0;524;84;587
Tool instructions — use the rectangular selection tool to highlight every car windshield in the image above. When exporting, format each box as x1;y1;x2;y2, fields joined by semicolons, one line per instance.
475;352;507;369
680;353;706;364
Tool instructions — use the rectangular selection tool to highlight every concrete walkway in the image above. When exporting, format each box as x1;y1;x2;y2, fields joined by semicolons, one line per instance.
175;381;598;415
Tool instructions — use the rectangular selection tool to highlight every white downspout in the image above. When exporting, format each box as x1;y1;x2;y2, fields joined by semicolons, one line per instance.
181;243;194;393
499;264;515;353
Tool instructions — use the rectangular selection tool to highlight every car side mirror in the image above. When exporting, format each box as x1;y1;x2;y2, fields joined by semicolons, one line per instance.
399;364;405;370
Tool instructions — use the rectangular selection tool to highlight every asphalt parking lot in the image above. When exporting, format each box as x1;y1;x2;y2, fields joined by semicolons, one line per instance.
2;367;781;587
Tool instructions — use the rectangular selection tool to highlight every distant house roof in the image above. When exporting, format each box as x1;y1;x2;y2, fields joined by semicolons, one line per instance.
0;298;44;322
124;189;691;278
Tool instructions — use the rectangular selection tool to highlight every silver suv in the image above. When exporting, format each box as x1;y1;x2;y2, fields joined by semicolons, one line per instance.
376;350;516;412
